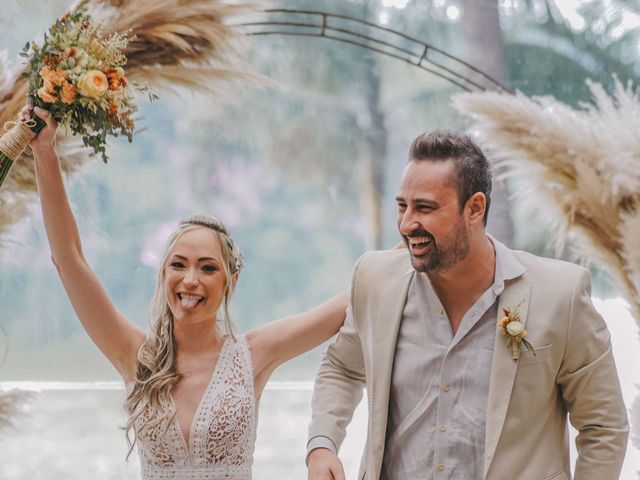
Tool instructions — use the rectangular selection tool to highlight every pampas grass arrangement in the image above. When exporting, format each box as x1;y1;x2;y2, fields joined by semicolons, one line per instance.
0;0;255;239
452;79;640;325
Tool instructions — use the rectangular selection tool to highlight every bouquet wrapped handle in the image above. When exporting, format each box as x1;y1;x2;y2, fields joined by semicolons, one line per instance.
0;106;47;188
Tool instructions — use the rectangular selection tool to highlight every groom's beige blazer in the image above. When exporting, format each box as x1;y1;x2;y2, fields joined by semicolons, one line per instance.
309;248;628;480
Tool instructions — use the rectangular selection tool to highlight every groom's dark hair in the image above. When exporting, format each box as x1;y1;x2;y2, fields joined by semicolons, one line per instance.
409;129;492;225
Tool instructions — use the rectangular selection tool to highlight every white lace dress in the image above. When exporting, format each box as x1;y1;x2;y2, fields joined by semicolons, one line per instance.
134;335;256;479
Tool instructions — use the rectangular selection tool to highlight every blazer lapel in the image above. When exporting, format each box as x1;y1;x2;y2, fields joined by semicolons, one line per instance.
483;277;532;479
370;261;413;478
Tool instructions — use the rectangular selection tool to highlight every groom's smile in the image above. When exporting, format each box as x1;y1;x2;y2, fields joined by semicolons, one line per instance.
406;232;434;257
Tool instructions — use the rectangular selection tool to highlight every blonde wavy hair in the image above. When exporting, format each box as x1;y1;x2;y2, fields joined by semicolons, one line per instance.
124;214;243;454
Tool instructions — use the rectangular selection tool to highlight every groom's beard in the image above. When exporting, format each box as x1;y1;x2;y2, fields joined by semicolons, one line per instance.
405;221;470;273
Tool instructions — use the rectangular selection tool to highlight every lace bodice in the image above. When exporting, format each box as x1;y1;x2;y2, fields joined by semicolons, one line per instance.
135;335;256;479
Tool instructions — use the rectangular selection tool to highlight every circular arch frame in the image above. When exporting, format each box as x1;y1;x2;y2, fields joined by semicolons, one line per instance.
236;8;513;93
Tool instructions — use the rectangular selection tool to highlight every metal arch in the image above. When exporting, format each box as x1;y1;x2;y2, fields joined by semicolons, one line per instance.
234;8;513;94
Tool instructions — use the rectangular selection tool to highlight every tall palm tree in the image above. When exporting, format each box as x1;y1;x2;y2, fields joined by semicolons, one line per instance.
461;0;515;247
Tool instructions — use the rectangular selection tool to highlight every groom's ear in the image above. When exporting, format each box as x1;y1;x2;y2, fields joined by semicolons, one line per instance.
466;192;487;226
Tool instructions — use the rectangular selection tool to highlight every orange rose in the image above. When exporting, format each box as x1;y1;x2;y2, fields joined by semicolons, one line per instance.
40;65;66;87
60;81;77;104
43;79;55;92
37;87;57;104
78;70;108;98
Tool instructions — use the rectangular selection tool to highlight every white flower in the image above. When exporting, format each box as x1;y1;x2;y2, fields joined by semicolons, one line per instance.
506;320;524;336
78;53;89;68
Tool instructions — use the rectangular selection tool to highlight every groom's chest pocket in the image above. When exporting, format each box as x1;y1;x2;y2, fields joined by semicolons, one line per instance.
514;343;556;395
518;342;553;366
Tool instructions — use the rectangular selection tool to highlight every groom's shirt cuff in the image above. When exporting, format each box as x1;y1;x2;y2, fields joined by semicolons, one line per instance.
305;436;337;466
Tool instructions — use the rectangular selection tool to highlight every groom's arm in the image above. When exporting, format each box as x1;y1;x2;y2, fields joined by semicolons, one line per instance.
307;303;366;456
556;268;629;479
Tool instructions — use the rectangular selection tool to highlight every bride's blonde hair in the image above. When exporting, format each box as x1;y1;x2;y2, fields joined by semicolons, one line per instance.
124;215;243;454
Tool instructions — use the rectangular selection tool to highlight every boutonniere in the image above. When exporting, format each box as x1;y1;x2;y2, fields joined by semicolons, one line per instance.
497;302;536;361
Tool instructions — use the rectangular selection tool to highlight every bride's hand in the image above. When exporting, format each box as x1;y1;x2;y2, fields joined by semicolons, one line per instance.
18;104;58;151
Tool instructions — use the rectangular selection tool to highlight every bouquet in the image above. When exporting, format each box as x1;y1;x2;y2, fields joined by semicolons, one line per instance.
0;0;153;188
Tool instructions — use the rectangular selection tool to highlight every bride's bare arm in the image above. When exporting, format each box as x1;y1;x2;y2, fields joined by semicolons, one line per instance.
247;291;348;382
29;106;145;379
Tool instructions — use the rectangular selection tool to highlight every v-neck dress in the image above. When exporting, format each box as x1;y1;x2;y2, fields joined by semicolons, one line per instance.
134;335;256;479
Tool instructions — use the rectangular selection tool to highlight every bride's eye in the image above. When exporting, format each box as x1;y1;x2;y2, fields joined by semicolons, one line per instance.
170;261;185;269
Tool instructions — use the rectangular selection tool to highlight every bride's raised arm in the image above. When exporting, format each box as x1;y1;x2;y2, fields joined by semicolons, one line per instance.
247;290;348;387
27;106;145;379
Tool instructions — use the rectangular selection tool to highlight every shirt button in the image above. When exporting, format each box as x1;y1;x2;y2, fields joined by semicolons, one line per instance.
437;464;445;472
437;308;444;316
443;384;450;392
439;425;447;432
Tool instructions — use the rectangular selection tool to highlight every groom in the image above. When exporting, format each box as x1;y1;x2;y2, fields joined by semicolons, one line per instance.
306;130;628;480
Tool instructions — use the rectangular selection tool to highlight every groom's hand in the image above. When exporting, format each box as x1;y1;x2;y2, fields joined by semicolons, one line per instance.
308;448;345;480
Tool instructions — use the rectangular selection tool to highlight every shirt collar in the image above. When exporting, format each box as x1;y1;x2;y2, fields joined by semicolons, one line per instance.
489;234;526;284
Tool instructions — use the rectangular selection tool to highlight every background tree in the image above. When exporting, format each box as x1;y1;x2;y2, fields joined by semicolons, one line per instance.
461;0;514;246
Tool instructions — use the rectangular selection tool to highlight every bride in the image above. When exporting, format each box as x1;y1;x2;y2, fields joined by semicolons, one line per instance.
24;105;348;479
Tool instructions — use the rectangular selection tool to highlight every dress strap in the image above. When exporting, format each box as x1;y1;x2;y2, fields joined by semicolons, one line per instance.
236;334;255;390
